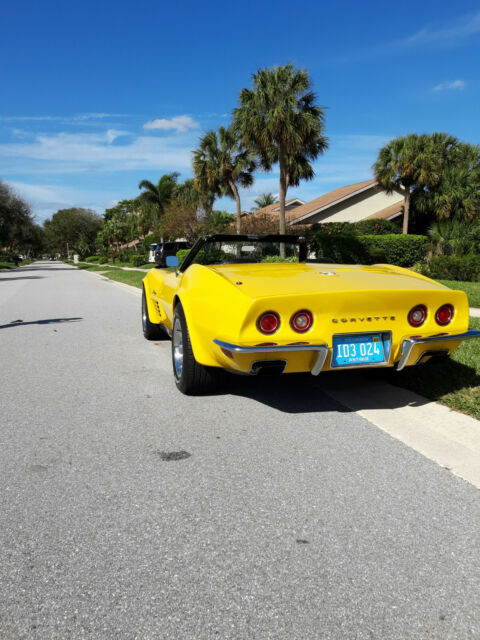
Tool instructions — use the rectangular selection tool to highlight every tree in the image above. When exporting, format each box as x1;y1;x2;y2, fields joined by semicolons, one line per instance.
374;133;454;234
193;126;255;234
43;208;102;257
233;64;328;234
138;173;179;226
252;193;276;210
413;139;480;226
0;180;39;253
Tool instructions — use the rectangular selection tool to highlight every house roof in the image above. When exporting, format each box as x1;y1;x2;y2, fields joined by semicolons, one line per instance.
287;179;377;224
253;198;304;215
365;201;404;221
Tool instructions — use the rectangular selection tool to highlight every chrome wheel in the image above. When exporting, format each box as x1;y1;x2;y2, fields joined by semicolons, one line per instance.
142;294;147;331
173;316;183;378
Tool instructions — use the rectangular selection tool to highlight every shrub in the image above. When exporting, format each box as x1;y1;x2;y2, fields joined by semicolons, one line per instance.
261;256;298;263
308;228;428;267
131;254;147;267
358;234;428;267
308;231;370;264
419;255;480;281
352;219;401;235
177;248;190;265
85;256;99;263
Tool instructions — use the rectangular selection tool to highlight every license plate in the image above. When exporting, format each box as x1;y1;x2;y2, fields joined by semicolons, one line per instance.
331;333;389;368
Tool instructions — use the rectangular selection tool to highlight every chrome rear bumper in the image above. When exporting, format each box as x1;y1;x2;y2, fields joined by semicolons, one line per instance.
214;329;480;376
397;329;480;371
213;339;329;375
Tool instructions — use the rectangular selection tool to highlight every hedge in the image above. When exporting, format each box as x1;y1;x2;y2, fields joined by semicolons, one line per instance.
176;248;191;265
418;255;480;282
310;232;428;268
358;234;428;268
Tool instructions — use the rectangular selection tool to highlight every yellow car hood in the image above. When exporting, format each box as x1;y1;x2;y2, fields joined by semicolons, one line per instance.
207;262;446;299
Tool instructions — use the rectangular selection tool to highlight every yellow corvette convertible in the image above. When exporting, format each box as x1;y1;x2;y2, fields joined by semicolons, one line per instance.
142;234;480;395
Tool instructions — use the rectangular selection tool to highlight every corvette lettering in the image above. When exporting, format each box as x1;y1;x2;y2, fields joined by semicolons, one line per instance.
332;316;396;324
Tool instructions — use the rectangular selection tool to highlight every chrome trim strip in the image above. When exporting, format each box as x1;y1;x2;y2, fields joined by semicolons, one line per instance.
213;339;329;376
397;330;480;371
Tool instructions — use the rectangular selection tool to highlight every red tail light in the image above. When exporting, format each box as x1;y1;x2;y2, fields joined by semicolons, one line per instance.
435;304;454;326
290;310;313;333
257;311;280;334
408;304;427;327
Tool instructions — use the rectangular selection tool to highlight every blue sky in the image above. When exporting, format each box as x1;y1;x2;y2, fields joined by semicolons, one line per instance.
1;0;479;222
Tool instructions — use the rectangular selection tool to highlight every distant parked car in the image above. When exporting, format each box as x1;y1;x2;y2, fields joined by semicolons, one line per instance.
154;241;190;268
148;243;162;263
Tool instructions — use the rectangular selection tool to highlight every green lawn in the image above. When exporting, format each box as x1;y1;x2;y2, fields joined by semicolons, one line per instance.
387;317;480;420
102;269;145;288
437;279;480;307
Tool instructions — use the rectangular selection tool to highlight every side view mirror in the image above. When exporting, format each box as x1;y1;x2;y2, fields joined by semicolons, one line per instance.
166;256;179;268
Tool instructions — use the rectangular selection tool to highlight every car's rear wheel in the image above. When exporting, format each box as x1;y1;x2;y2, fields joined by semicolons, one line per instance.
172;303;219;395
142;287;163;340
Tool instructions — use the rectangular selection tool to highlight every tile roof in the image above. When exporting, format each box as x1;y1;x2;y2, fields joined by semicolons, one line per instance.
287;179;377;223
365;201;404;220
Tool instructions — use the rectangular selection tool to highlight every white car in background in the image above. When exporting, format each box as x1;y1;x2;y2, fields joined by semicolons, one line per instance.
148;243;162;263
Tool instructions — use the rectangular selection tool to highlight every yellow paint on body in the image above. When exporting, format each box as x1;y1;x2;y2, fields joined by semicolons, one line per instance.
143;262;470;373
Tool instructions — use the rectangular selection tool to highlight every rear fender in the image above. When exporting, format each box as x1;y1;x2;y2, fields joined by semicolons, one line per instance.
143;272;167;324
175;293;220;367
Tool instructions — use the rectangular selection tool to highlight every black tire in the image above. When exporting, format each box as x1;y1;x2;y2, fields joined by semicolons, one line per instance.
142;287;163;340
172;303;219;395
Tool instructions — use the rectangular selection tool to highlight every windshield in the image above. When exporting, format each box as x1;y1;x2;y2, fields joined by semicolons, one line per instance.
191;239;301;266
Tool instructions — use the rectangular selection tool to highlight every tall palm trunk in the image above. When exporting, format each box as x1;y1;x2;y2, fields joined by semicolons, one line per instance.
229;180;242;234
278;147;287;235
403;188;410;235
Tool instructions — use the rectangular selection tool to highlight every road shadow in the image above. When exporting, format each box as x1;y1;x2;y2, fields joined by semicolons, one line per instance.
6;265;75;272
220;372;348;414
211;358;479;414
0;276;44;281
0;317;83;329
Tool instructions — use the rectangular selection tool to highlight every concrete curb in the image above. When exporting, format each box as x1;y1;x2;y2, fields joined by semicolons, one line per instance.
321;377;480;489
78;267;142;297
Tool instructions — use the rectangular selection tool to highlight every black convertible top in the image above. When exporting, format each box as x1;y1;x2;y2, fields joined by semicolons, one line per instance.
179;234;307;272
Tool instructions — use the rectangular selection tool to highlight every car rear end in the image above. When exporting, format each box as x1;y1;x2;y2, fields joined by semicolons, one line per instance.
208;263;477;375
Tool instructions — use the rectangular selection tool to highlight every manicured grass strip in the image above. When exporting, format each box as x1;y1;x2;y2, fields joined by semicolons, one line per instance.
76;264;116;272
386;317;480;421
437;279;480;308
0;259;33;269
102;269;145;288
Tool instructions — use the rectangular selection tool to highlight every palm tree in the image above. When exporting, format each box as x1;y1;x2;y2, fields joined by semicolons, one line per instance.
373;134;451;234
233;64;328;234
138;173;179;224
414;139;480;225
253;193;276;210
193;126;255;234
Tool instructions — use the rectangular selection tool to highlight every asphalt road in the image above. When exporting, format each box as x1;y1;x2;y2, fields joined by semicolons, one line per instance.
1;261;479;640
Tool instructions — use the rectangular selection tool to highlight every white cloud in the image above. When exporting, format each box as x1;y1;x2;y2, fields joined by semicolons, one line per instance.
143;115;199;132
0;113;127;123
7;181;114;221
434;79;465;91
0;129;194;175
405;11;480;47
